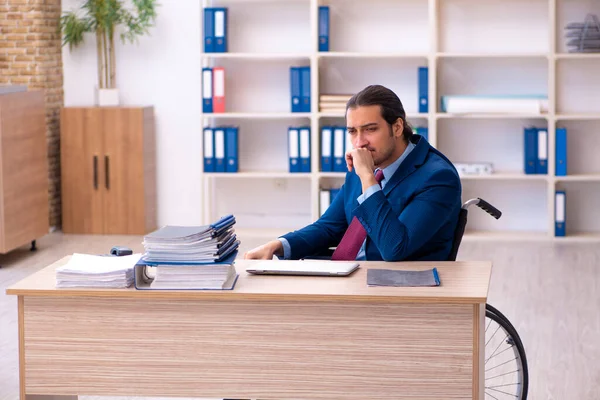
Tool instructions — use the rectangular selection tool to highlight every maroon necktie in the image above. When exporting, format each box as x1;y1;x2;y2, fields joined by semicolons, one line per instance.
331;169;385;261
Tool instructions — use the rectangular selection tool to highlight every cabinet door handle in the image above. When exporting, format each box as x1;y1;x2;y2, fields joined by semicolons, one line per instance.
93;155;98;189
105;155;110;190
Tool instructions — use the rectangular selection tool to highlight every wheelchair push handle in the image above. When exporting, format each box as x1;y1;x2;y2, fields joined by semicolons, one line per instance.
476;198;502;219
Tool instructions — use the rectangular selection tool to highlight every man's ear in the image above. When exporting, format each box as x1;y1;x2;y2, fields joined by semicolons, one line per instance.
394;118;404;138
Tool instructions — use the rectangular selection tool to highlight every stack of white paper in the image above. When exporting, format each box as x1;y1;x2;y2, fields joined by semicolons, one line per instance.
148;263;237;289
56;253;141;288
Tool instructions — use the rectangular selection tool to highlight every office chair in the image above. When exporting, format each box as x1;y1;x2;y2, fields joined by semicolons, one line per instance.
454;198;529;400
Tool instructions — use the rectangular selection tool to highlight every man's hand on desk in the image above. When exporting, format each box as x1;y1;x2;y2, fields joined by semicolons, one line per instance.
244;240;284;260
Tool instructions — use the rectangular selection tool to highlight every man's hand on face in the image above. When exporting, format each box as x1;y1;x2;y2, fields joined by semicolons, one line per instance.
346;148;375;180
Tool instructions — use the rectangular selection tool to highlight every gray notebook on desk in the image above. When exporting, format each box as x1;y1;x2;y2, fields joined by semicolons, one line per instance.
367;268;440;287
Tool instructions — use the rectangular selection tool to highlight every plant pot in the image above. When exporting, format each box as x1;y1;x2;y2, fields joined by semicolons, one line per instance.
96;88;120;107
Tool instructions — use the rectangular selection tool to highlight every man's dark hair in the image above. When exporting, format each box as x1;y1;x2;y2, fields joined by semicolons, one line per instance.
346;85;414;142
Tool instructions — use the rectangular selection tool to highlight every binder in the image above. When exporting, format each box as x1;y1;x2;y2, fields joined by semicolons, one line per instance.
203;8;215;53
555;127;567;176
213;7;228;52
214;128;226;172
523;127;537;175
555;190;566;237
300;66;311;112
202;67;213;113
415;126;428;141
225;126;238;173
203;127;215;172
318;6;330;52
288;127;300;172
213;67;225;113
299;126;311;172
290;67;301;113
320;126;333;172
418;66;428;113
333;126;346;172
536;128;548;174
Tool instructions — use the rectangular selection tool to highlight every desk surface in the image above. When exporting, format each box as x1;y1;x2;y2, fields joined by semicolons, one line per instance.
7;256;491;304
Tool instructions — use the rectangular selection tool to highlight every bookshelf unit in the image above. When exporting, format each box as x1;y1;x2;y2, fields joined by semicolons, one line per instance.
200;0;600;242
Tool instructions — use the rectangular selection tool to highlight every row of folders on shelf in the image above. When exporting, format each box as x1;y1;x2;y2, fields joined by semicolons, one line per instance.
524;127;568;176
202;125;428;174
202;6;338;53
202;66;429;114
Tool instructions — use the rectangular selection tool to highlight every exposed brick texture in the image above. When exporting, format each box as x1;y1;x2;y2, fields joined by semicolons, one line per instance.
1;0;63;229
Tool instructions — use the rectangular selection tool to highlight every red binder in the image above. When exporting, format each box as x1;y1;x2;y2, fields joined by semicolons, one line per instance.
213;67;225;113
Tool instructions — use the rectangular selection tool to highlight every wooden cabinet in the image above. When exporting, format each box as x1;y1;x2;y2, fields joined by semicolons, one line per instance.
0;89;49;253
60;107;157;234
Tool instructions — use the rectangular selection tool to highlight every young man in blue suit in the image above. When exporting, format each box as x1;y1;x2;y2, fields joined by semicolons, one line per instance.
244;84;462;262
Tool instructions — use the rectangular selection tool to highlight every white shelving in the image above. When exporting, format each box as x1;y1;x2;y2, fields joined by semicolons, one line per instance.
201;0;600;241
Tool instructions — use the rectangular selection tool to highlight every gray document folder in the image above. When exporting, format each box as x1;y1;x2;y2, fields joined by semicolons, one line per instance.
367;268;440;287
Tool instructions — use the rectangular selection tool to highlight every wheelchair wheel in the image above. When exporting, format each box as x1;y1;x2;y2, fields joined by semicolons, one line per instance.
484;306;529;399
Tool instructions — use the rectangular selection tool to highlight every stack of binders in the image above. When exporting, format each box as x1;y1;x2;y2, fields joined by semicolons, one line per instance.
203;7;228;53
134;215;240;290
203;126;239;173
290;66;311;112
523;126;548;175
320;125;351;172
288;126;311;172
202;67;226;113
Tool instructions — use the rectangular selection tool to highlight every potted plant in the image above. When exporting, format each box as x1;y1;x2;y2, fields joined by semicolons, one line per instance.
59;0;158;106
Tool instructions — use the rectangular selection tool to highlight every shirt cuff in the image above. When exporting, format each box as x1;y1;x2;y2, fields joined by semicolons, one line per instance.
357;184;382;204
277;237;291;260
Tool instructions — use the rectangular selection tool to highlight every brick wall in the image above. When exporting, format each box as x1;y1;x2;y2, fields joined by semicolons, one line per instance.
1;0;63;229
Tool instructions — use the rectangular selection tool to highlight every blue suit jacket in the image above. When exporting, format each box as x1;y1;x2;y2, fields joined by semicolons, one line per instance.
281;134;462;261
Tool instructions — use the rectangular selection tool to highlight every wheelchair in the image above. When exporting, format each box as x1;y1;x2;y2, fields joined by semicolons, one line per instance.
305;197;529;399
452;198;529;400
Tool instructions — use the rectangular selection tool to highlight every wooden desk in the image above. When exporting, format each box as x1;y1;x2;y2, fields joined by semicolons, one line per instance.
6;257;492;400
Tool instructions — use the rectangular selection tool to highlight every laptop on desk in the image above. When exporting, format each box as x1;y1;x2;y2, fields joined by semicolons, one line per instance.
245;260;360;277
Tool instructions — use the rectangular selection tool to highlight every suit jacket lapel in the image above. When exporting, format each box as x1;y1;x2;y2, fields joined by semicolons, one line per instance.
383;135;429;196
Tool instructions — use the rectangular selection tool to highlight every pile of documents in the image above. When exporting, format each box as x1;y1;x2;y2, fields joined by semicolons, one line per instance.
56;253;141;288
319;94;352;113
565;14;600;53
135;215;239;290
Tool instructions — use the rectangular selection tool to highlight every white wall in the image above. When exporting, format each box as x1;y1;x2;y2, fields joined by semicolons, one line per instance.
62;0;204;226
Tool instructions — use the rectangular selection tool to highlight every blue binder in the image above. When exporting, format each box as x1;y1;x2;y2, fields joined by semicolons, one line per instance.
333;126;346;172
288;127;300;172
299;126;311;173
555;127;567;176
214;128;226;172
320;126;333;172
203;8;214;53
202;67;213;113
536;128;548;174
290;67;301;113
418;66;428;113
300;66;311;112
523;127;537;174
203;127;215;172
213;7;228;52
555;190;566;237
318;6;329;52
225;126;238;173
